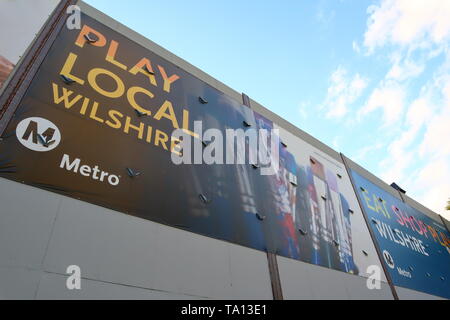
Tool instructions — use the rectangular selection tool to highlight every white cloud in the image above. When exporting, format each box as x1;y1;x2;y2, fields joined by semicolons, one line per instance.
352;142;385;162
298;101;309;120
356;0;450;217
364;0;450;52
419;110;450;158
352;40;361;54
379;122;419;184
379;61;450;216
415;158;450;218
406;97;433;128
384;96;435;169
417;60;450;159
332;136;341;150
378;115;419;184
312;0;450;216
386;56;425;81
359;80;405;126
323;66;369;119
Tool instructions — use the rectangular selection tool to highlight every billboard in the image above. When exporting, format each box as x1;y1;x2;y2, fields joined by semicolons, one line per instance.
271;126;387;279
351;170;450;298
0;12;385;278
0;0;60;89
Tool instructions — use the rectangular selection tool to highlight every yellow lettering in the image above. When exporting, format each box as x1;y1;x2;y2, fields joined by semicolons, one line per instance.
124;116;144;140
129;58;157;87
60;53;85;85
106;109;123;129
87;68;125;99
80;97;89;115
75;25;107;48
381;200;391;219
182;109;199;138
155;129;169;150
171;136;182;156
52;83;83;109
106;40;128;71
89;102;104;123
158;65;179;93
146;125;153;143
362;190;377;212
154;100;179;129
126;86;153;116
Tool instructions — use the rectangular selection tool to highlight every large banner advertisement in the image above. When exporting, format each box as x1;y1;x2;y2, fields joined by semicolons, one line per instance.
271;126;386;279
0;0;60;89
351;170;450;298
0;12;385;278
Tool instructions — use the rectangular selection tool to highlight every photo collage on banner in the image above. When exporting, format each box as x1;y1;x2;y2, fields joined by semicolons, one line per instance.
270;125;387;279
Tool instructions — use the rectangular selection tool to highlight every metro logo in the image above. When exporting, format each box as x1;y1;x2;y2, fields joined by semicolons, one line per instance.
15;117;61;152
59;154;120;186
383;250;395;269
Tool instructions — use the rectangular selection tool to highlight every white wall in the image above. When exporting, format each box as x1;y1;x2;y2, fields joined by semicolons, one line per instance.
0;0;60;64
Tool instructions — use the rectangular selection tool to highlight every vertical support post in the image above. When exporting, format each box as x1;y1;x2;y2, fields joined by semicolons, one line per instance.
397;189;406;203
340;153;400;300
0;0;77;135
267;252;284;300
242;93;251;109
439;215;450;234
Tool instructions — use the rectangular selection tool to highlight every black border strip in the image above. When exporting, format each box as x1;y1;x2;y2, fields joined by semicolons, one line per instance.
242;93;282;300
439;215;450;234
242;93;251;110
340;153;399;300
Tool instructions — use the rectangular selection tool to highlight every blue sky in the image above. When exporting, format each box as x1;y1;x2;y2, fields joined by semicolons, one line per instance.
84;0;450;218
